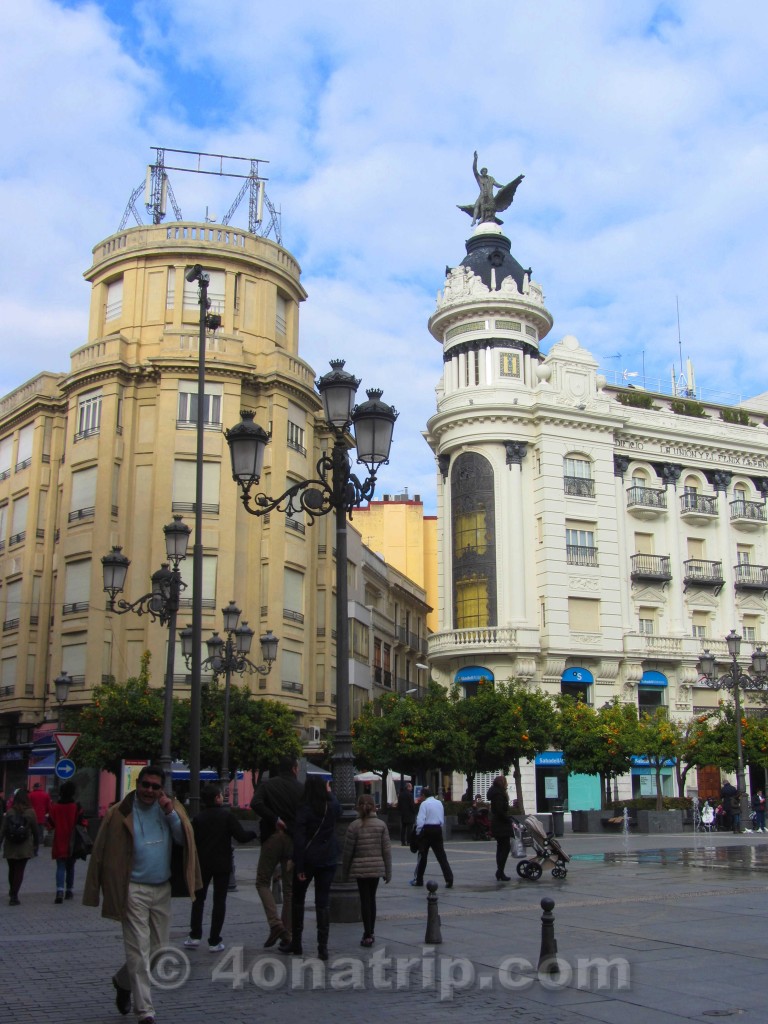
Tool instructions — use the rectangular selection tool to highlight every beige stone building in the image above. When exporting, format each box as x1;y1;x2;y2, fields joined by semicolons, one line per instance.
0;221;427;791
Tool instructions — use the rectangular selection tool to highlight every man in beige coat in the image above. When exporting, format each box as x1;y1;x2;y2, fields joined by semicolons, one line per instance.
84;764;201;1024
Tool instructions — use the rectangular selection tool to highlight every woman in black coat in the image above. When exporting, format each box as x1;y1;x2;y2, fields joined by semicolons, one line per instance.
185;783;256;951
289;776;341;959
487;776;513;881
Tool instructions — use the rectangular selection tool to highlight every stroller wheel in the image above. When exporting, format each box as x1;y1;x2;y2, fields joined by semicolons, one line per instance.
516;860;531;879
526;862;543;881
552;866;567;880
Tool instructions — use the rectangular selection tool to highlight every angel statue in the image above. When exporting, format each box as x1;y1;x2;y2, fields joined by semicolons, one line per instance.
458;151;524;226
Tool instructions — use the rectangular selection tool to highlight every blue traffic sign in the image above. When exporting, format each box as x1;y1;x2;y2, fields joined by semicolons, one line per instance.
55;758;76;780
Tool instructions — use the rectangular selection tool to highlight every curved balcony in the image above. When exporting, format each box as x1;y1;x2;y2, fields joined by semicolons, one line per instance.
730;499;767;531
680;492;718;525
626;485;668;520
429;626;540;659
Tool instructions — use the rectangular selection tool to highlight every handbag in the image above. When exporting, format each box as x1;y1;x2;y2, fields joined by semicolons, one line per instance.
69;823;94;861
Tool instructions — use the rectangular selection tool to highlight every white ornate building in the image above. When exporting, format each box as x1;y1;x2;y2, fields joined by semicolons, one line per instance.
425;220;768;811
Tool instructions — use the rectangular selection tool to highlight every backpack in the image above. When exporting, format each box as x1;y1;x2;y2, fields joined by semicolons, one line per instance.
5;812;30;844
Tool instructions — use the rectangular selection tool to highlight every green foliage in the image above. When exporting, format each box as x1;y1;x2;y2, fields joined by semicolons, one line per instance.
556;697;639;809
611;796;692;811
615;391;658;410
719;407;752;426
669;398;709;418
351;681;472;779
635;710;680;810
75;657;164;776
172;682;302;780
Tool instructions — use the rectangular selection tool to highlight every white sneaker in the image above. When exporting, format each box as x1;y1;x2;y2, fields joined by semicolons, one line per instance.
183;937;200;948
209;942;225;952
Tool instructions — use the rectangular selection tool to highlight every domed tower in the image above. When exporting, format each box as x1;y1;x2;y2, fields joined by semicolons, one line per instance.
426;218;553;665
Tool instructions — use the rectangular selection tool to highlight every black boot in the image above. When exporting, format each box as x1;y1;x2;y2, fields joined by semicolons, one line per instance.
281;894;304;955
316;907;330;961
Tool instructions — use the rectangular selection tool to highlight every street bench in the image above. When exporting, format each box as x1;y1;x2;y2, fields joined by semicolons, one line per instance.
601;815;637;830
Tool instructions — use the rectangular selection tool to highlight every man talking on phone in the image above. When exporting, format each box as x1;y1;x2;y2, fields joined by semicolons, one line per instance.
84;764;201;1024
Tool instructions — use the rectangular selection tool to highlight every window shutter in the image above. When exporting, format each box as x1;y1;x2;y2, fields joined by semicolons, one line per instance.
64;560;91;606
70;467;97;513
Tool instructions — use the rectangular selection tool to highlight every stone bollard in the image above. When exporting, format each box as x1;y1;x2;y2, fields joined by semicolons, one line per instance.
538;897;559;975
424;880;443;944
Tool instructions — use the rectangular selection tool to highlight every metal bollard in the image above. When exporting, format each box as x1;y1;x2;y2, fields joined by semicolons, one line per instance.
538;897;559;975
424;880;443;944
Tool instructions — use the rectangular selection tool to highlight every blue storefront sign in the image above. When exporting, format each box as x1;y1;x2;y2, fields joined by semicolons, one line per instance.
535;752;565;767
454;666;494;685
561;667;594;685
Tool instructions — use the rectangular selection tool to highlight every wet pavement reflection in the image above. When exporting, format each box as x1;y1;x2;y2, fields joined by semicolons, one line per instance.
572;843;768;871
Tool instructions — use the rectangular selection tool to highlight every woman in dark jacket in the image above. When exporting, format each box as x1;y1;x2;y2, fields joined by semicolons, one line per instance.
2;788;38;905
289;776;341;959
185;783;256;951
487;776;513;881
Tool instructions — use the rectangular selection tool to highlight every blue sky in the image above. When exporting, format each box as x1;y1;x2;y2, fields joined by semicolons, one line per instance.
4;1;768;512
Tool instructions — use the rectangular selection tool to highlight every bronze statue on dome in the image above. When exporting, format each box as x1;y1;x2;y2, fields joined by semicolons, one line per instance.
458;151;524;226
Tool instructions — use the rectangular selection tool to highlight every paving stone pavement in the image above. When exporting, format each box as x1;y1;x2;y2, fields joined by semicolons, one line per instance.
3;828;768;1023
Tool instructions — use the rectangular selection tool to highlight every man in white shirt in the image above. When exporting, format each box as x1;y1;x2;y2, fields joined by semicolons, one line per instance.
409;788;454;888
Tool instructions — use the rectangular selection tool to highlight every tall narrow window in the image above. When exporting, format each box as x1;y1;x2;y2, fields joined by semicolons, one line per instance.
691;611;708;639
16;424;34;470
563;456;594;497
0;436;11;479
4;580;22;629
69;466;97;521
10;494;28;544
184;269;225;313
105;278;123;321
172;460;221;514
276;293;287;336
284;568;304;623
177;381;223;428
76;390;102;440
281;649;303;692
63;559;91;614
451;452;496;629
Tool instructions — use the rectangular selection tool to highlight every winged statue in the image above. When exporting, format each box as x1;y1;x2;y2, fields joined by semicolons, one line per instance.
457;151;525;226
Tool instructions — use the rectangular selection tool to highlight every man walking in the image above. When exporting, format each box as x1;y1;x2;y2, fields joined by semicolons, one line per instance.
250;755;303;950
409;787;454;889
83;764;200;1024
397;782;416;847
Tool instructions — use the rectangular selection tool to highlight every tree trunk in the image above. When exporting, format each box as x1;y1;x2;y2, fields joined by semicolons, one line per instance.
655;765;664;811
600;772;609;810
512;758;525;814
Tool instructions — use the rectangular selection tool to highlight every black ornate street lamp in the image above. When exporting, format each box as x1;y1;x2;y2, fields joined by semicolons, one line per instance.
182;602;278;806
225;359;397;812
101;515;191;793
698;629;768;829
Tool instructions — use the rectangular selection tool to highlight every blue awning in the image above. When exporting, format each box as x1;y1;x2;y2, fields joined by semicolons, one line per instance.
454;666;494;685
27;745;56;776
562;667;593;684
631;755;676;767
640;670;668;688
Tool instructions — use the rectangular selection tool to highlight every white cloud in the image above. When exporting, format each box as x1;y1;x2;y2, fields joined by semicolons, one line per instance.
4;0;768;511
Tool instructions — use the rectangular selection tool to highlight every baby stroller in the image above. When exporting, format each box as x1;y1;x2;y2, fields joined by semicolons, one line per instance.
514;814;570;880
467;805;492;841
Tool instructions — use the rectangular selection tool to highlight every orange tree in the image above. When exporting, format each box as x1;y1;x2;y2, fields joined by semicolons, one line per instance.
171;681;301;786
76;653;164;776
556;696;638;809
458;680;556;813
635;710;680;810
673;711;728;797
352;682;472;789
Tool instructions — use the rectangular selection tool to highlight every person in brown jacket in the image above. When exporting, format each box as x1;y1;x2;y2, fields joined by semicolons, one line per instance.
83;764;201;1024
342;794;392;947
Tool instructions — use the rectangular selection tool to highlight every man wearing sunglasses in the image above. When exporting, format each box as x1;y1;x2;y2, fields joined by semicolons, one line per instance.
84;764;201;1024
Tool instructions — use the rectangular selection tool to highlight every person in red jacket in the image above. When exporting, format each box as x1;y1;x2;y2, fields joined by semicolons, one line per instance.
29;783;52;851
46;781;87;903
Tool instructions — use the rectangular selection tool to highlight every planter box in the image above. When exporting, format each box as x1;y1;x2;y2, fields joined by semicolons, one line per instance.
571;810;605;833
636;809;684;834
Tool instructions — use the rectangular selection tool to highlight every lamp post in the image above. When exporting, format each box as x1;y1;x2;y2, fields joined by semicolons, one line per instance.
101;515;191;794
225;359;397;812
183;602;278;806
698;629;768;830
185;264;222;816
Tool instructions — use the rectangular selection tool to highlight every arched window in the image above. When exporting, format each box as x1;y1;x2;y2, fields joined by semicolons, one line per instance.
563;455;594;497
451;453;496;629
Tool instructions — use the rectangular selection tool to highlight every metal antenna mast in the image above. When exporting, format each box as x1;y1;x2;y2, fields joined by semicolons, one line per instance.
117;147;281;244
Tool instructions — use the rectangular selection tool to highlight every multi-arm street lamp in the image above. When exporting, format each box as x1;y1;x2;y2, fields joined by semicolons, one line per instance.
181;601;279;806
698;629;768;829
225;358;397;812
101;515;191;794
